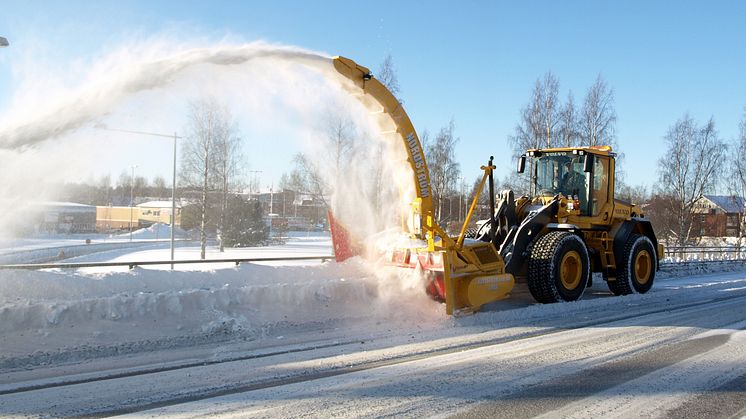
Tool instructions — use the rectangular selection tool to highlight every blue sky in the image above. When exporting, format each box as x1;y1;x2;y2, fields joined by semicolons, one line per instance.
1;0;745;191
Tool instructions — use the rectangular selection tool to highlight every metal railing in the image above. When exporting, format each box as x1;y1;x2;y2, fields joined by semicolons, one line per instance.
2;245;745;271
663;246;746;262
0;239;189;265
0;255;335;270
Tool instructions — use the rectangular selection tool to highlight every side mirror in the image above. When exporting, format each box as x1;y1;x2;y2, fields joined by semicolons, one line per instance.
583;154;593;173
517;155;526;173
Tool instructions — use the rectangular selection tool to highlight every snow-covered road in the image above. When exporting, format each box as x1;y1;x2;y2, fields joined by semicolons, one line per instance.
119;275;746;418
1;237;745;417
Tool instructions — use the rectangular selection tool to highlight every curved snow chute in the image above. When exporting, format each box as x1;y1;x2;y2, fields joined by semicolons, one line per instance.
330;56;516;316
331;56;434;242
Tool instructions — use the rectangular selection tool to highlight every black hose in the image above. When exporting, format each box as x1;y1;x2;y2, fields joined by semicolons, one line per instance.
488;156;497;241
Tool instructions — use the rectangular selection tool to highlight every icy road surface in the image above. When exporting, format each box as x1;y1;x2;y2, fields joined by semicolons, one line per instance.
0;236;745;417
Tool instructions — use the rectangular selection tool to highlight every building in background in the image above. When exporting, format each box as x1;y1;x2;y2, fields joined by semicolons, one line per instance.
36;202;97;234
95;201;181;232
136;201;182;227
251;189;327;231
691;195;745;237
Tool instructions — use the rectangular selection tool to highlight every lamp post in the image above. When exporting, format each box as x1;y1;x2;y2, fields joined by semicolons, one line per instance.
268;182;274;240
96;125;181;269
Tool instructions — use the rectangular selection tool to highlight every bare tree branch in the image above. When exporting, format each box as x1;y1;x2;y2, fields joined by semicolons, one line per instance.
180;96;238;258
657;114;726;244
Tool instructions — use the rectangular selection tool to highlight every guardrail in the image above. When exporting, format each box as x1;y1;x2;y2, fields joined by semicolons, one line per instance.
0;255;336;270
663;246;746;262
660;259;746;268
2;244;745;271
0;239;190;265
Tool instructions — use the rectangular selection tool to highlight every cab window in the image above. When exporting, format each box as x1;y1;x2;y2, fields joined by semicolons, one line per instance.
591;156;610;216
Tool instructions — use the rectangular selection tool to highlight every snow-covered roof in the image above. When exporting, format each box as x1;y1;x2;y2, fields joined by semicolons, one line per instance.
32;202;96;213
703;195;746;213
39;201;95;208
137;200;182;209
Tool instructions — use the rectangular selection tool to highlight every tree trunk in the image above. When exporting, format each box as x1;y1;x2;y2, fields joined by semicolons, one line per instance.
220;165;227;253
200;137;210;260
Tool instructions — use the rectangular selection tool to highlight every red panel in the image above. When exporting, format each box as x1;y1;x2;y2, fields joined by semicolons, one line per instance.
328;210;362;262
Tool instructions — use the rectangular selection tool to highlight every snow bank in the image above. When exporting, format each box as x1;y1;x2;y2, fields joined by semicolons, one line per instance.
0;256;444;367
114;223;189;240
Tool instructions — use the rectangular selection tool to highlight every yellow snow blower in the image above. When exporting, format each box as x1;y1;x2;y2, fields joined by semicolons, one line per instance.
330;56;663;315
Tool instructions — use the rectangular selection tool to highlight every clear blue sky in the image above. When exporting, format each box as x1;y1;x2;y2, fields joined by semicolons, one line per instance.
1;0;745;191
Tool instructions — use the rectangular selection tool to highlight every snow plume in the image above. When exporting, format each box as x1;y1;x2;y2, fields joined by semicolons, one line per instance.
0;41;329;149
295;94;433;311
0;37;417;241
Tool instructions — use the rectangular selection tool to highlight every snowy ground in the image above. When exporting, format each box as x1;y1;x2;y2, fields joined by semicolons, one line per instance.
0;223;192;265
1;233;745;417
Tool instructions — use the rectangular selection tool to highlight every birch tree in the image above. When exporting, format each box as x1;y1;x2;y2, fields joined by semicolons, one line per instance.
425;119;461;222
729;107;746;203
509;72;561;153
727;108;746;239
580;74;617;147
214;132;244;252
377;53;401;99
507;73;561;195
285;110;357;208
657;114;725;244
557;91;580;147
180;97;236;259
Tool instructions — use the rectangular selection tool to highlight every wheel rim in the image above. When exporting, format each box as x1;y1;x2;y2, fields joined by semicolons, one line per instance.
560;250;582;290
635;250;652;285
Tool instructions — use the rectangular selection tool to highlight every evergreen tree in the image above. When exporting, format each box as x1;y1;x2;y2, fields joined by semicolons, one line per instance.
221;196;268;247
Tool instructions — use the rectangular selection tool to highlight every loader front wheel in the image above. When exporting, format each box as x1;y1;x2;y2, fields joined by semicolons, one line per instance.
608;234;656;295
527;231;590;303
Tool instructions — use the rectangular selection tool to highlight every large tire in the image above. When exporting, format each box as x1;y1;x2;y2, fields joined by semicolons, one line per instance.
608;234;656;296
527;231;590;303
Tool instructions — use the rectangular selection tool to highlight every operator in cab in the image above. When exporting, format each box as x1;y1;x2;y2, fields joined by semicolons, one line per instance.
561;160;587;206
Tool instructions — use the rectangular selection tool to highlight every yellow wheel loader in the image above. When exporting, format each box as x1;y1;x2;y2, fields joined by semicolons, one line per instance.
330;56;664;315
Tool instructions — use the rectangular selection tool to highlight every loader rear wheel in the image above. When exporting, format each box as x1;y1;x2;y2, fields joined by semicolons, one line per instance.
608;234;656;295
527;231;590;303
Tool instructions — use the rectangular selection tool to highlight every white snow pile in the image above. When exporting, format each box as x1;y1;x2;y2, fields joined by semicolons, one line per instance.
0;257;444;368
114;223;189;240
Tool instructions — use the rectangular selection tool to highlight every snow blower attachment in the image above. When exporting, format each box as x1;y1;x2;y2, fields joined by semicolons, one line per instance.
330;56;515;314
330;56;663;315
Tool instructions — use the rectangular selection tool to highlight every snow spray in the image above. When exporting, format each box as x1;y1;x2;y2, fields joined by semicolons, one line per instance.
0;40;417;263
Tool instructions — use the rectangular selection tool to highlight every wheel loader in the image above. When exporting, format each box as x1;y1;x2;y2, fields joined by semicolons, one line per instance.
330;56;664;315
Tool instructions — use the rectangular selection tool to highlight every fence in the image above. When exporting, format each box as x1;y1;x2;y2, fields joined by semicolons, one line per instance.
1;245;746;271
663;246;746;262
0;240;183;265
0;255;335;270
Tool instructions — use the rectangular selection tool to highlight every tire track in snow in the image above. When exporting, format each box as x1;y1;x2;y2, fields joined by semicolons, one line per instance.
93;293;746;417
454;334;731;418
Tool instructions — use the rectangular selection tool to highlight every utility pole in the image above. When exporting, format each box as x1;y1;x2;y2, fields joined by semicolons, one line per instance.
170;132;177;269
95;124;181;269
268;181;274;240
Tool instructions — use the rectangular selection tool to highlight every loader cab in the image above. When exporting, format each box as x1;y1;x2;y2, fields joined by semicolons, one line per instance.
521;147;614;217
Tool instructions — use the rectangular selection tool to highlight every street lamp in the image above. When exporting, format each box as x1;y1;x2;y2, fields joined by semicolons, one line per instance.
0;37;8;48
96;124;181;269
